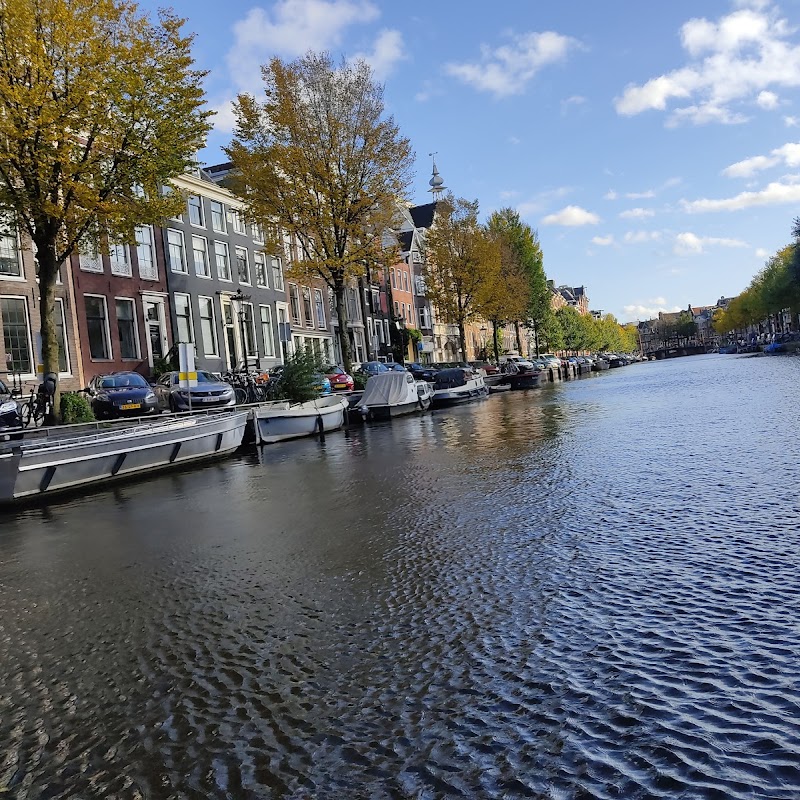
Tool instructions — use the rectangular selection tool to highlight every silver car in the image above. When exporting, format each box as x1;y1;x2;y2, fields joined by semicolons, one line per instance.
153;370;236;412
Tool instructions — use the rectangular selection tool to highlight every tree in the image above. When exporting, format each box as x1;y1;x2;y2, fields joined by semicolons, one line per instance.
422;194;497;360
226;53;414;374
0;0;210;419
475;231;529;363
486;208;551;355
555;306;588;353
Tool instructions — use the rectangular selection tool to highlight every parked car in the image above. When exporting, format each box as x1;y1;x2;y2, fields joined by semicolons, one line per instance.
539;354;562;369
407;362;438;382
323;365;354;392
86;371;159;419
470;361;500;375
385;362;407;372
0;377;22;433
313;374;333;395
153;370;236;412
356;361;389;377
500;355;537;373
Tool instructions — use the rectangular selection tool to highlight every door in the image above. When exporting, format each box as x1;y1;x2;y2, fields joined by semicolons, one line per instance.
144;299;168;367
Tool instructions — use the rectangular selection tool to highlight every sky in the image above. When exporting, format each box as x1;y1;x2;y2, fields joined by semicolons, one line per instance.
138;0;800;322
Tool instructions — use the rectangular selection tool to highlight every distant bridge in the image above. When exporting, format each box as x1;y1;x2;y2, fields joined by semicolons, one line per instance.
647;344;710;360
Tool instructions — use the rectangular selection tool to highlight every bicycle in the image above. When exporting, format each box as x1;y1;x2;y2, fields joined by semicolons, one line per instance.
21;386;52;427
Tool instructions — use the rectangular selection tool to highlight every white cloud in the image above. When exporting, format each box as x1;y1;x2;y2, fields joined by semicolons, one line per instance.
604;190;618;200
445;31;580;97
755;247;770;258
541;205;599;226
620;207;655;219
682;179;800;211
673;231;748;255
785;115;800;127
623;230;662;243
561;95;587;114
626;189;656;199
210;98;237;134
614;5;800;126
592;234;615;246
623;303;682;320
757;90;779;108
722;142;800;177
353;28;406;80
499;189;520;199
508;135;521;145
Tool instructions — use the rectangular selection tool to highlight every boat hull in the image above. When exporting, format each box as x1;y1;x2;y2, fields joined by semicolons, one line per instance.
366;398;429;420
431;385;489;407
254;398;348;444
507;372;544;390
0;411;250;505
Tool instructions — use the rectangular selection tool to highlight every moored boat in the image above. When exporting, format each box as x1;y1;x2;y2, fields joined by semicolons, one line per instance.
431;368;488;407
253;395;349;444
0;409;249;505
358;371;434;420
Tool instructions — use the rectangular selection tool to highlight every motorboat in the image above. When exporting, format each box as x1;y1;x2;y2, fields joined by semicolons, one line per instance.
431;367;488;407
253;394;349;444
358;371;434;420
0;409;250;505
593;357;610;370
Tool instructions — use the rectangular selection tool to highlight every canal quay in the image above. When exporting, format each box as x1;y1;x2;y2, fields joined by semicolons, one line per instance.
2;355;800;799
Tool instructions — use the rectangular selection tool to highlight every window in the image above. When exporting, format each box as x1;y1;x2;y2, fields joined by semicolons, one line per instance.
54;298;70;373
198;296;218;356
210;200;226;233
135;226;157;280
1;297;32;373
302;287;314;327
371;288;380;311
347;287;360;321
115;298;139;359
174;293;194;344
85;295;111;359
109;243;131;277
235;246;250;284
390;268;396;289
214;241;231;281
402;272;409;292
188;194;204;226
394;300;400;317
289;284;301;324
79;239;103;273
251;223;264;244
192;235;210;278
0;216;22;278
243;302;257;355
314;289;326;329
271;256;284;291
254;252;268;287
227;208;246;234
260;305;275;357
167;229;188;273
413;251;423;263
415;275;426;294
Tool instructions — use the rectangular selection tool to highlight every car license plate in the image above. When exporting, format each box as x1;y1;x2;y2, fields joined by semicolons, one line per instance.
120;403;141;410
202;396;217;402
334;383;346;389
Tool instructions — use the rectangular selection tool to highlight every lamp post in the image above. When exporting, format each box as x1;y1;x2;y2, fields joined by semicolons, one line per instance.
480;326;487;361
232;288;252;370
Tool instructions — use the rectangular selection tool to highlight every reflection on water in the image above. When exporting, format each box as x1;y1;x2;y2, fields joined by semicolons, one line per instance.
2;355;800;798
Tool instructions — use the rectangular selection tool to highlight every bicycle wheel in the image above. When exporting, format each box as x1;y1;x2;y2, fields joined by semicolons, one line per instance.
33;400;47;425
234;387;247;405
21;400;34;427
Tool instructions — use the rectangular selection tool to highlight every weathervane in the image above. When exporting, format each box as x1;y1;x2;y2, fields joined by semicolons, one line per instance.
428;152;445;198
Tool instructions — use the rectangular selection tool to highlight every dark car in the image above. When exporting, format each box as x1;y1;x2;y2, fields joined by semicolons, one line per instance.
385;362;407;372
356;361;389;377
87;372;159;419
407;362;438;382
153;370;236;412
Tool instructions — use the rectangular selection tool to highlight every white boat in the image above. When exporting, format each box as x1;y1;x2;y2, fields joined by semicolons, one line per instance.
431;367;489;407
253;395;349;444
0;409;250;505
358;371;434;420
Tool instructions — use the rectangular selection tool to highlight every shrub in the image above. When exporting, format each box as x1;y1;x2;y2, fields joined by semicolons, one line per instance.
61;392;95;424
275;347;324;404
354;372;368;390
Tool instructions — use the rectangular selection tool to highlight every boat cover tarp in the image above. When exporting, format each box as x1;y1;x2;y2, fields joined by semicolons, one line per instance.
360;372;414;407
433;368;469;389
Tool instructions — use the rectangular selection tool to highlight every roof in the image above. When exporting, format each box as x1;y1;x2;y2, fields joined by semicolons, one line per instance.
409;202;437;229
397;230;413;251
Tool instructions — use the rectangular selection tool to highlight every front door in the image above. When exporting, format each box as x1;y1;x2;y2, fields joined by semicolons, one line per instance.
144;299;167;367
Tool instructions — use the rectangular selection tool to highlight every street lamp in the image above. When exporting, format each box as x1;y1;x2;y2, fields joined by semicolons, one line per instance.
480;326;487;361
231;288;252;370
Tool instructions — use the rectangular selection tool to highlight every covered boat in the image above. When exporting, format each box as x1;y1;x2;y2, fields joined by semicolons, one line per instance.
253;395;349;444
358;371;433;420
431;368;488;407
0;409;250;505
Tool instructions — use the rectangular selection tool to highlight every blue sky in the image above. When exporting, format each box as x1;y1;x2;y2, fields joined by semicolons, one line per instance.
139;0;800;321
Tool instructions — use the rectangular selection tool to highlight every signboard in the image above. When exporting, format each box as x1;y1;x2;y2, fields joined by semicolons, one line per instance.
178;343;197;388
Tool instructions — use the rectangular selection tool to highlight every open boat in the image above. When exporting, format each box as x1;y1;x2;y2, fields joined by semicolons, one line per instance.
0;409;249;505
358;371;434;420
253;395;349;444
431;367;488;407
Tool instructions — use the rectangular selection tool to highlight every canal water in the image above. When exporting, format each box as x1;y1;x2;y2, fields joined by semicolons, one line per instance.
2;354;800;799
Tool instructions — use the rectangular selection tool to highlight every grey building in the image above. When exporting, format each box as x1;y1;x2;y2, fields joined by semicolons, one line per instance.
162;170;287;374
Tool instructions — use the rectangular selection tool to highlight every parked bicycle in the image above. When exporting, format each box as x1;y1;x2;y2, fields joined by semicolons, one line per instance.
220;369;270;405
19;372;58;427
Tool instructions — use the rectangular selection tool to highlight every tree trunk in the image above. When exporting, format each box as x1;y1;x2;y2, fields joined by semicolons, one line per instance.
458;321;467;363
514;321;523;354
357;274;373;361
492;319;501;365
531;320;540;356
35;239;62;424
334;283;352;373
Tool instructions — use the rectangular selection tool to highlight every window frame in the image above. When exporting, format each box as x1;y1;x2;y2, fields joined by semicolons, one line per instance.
192;234;211;279
235;245;251;285
214;240;232;282
0;216;24;280
84;293;113;361
135;225;158;280
187;194;205;227
210;200;226;233
259;304;275;358
114;296;140;361
313;288;326;329
271;255;284;291
0;295;34;376
167;228;188;274
198;295;218;357
174;292;194;345
254;251;268;288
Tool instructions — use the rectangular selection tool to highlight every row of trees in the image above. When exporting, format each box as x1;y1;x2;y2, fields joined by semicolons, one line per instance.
714;244;800;335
